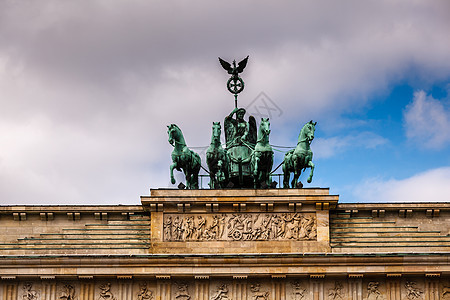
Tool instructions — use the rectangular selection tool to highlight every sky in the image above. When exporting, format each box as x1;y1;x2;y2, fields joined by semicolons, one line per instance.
0;0;449;205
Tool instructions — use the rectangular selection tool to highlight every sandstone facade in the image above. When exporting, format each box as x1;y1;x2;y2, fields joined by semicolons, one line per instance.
0;188;449;299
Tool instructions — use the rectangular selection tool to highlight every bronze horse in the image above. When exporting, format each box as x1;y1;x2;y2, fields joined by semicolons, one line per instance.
206;122;229;188
252;118;273;188
282;121;316;188
167;124;201;189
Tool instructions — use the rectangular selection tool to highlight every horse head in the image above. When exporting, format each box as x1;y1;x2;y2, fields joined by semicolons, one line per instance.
167;124;176;146
211;121;221;144
259;118;271;138
167;124;185;147
299;120;316;144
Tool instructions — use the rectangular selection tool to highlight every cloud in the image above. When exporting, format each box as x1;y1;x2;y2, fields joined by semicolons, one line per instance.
403;90;450;149
0;1;449;204
314;132;388;159
352;167;450;202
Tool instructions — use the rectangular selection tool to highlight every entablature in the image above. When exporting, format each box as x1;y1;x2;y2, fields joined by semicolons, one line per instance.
141;188;338;213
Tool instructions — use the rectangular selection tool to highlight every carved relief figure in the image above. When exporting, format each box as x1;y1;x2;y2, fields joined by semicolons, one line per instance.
175;282;191;300
196;216;206;239
163;216;172;240
183;216;194;240
23;283;39;300
292;281;306;300
164;213;317;242
208;215;219;239
251;284;269;300
328;282;343;300
405;281;423;300
228;214;245;240
442;286;450;299
218;215;226;238
60;284;76;300
137;283;153;300
211;284;230;300
173;216;183;240
367;282;383;300
98;283;116;300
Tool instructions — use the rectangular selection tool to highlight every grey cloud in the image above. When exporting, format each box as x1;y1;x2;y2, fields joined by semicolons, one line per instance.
0;0;449;204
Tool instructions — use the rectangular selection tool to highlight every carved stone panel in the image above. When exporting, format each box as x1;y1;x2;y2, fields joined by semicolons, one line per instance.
328;281;344;300
98;283;116;300
367;282;384;300
250;283;270;300
59;284;76;300
163;213;317;241
174;282;191;300
291;281;307;300
22;283;39;300
404;281;423;300
137;282;154;300
211;284;230;300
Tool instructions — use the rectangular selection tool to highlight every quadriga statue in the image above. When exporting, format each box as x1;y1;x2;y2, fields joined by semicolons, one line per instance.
167;124;201;189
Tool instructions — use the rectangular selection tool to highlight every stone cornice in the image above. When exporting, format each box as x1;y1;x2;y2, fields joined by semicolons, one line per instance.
0;253;449;277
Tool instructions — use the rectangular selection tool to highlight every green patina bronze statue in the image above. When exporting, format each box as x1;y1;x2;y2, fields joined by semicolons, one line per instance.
206;122;229;189
224;107;257;148
224;107;257;187
165;56;317;189
251;117;274;188
167;124;201;189
282;120;316;188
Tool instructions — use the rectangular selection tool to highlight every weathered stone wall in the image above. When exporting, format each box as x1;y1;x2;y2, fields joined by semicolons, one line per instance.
1;189;450;299
331;203;450;253
0;205;150;255
1;275;448;300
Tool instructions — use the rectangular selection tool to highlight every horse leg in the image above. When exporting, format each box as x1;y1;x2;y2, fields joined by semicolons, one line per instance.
254;154;260;188
282;164;290;189
192;168;199;189
267;154;273;186
292;169;301;188
184;170;191;189
190;159;200;189
307;161;315;183
170;163;177;184
209;173;216;189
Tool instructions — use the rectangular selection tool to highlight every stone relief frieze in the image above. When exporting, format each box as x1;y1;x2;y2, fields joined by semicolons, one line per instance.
404;281;423;300
164;213;317;241
23;283;39;300
250;283;269;300
328;281;344;300
367;282;384;300
60;284;76;300
175;282;191;300
211;284;230;300
137;283;153;300
291;281;307;300
98;283;116;300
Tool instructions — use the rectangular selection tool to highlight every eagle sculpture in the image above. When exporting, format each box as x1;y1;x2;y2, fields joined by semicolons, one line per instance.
218;56;249;78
